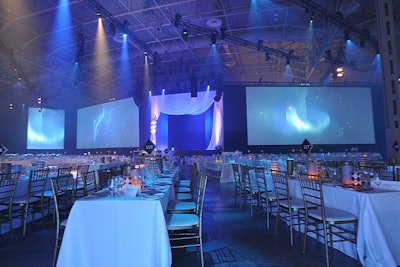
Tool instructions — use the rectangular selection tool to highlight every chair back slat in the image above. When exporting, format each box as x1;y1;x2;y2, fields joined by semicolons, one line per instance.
0;172;20;204
28;169;50;198
83;171;97;195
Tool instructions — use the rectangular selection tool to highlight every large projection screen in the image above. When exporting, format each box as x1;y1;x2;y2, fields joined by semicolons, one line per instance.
246;86;376;145
27;107;65;149
77;97;139;149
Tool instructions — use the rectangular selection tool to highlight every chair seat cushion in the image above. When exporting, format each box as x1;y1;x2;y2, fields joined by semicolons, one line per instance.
0;204;9;212
279;197;305;210
13;196;41;205
168;200;196;213
175;180;191;187
165;213;199;230
260;192;276;201
40;190;53;198
309;207;357;223
176;187;191;193
176;193;192;201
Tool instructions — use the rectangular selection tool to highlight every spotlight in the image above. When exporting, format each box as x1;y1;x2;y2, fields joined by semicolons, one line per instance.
344;30;350;41
325;50;331;61
286;50;293;65
220;27;227;40
310;12;314;23
257;40;263;51
174;14;181;27
333;66;345;78
265;52;270;61
17;76;22;81
122;20;129;37
190;72;198;98
182;29;188;41
97;11;101;18
144;51;148;56
9;103;13;110
211;33;217;45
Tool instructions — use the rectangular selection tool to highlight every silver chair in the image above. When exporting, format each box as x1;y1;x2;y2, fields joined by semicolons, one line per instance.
299;173;358;267
83;171;97;196
254;166;277;227
231;163;242;207
0;171;20;240
165;173;208;267
49;174;71;267
12;168;50;237
271;170;306;246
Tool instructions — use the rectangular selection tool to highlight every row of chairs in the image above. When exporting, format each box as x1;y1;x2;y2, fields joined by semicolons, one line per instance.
167;163;209;267
231;163;358;267
0;164;94;240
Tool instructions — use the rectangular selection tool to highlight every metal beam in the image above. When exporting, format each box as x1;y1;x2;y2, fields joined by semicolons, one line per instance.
287;0;379;50
173;13;298;61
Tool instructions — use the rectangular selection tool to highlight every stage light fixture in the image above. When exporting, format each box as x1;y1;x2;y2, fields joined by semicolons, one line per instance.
182;29;188;41
190;71;198;98
310;12;314;22
97;11;101;18
122;20;129;37
144;51;148;56
220;27;226;40
211;33;217;45
344;30;350;41
174;14;181;27
333;66;344;79
257;40;263;51
265;52;270;61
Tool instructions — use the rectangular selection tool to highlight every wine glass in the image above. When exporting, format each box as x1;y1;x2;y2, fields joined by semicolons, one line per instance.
371;171;382;187
108;178;115;196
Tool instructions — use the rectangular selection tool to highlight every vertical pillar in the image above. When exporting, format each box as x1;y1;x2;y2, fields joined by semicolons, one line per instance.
376;0;400;158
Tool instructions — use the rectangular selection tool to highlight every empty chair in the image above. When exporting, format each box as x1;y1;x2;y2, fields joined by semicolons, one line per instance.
175;163;198;201
231;163;242;207
97;168;111;190
254;166;277;227
12;168;50;237
0;171;21;240
73;165;90;199
83;171;97;196
242;165;259;216
49;174;71;267
57;166;72;176
165;173;208;267
299;173;358;267
271;170;306;246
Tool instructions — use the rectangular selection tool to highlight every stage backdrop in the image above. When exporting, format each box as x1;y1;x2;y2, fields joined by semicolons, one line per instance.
150;91;223;151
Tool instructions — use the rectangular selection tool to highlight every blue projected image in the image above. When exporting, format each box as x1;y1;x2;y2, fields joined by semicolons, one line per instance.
27;108;65;149
246;87;376;145
77;97;139;149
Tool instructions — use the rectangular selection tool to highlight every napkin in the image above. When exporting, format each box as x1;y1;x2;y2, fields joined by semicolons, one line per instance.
123;184;140;197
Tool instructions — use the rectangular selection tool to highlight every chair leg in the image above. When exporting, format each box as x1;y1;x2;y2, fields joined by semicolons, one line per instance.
22;204;29;237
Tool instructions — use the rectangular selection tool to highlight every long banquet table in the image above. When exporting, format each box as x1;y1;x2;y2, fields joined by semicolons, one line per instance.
56;172;177;267
288;178;400;267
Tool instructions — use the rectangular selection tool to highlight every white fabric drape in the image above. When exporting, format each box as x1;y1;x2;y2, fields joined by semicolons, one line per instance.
150;91;223;150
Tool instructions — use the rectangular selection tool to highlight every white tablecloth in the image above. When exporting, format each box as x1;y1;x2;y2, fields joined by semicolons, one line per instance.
57;181;174;267
288;179;400;267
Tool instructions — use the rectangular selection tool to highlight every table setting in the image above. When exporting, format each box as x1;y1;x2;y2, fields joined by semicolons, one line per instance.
56;168;179;267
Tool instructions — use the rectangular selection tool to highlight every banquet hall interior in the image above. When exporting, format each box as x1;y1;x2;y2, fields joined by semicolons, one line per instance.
0;0;400;267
